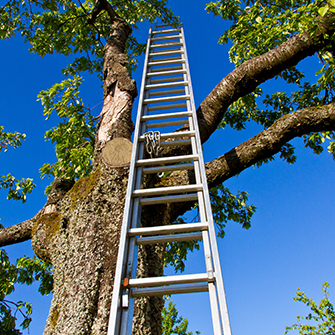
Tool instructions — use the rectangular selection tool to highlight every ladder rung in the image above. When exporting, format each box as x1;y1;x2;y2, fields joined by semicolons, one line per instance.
152;28;181;35
139;130;195;141
145;81;188;90
133;184;203;197
144;95;190;104
150;56;182;64
150;42;183;49
142;162;194;174
147;69;186;77
160;139;191;147
128;273;209;288
149;59;184;66
150;49;184;57
155;23;171;28
149;76;185;84
128;222;209;237
150;66;183;73
146;119;188;128
147;102;187;111
141;111;192;121
131;282;209;297
136;231;202;245
140;193;198;205
151;34;182;42
154;23;172;28
159;130;195;139
148;88;185;97
136;154;198;166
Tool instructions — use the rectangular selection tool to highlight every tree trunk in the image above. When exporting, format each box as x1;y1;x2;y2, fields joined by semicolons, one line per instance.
29;17;164;334
32;166;129;334
29;15;179;334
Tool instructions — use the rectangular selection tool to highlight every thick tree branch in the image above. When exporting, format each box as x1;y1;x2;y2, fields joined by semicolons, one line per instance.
197;14;335;143
205;103;335;187
0;177;74;248
95;18;136;146
160;14;335;221
0;219;34;247
163;103;335;220
88;0;119;24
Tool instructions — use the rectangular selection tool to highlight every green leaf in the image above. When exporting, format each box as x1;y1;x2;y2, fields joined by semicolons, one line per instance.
0;249;50;333
286;282;335;335
318;6;329;17
0;0;179;77
162;298;199;335
0;174;35;203
37;76;96;191
0;126;26;153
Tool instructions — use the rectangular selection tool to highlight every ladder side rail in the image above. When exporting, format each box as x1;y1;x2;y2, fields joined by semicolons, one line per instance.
124;36;162;333
189;116;223;335
107;27;153;335
178;30;207;230
204;229;223;335
123;138;147;335
109;182;135;335
124;74;153;332
185;84;224;335
187;102;223;334
179;28;223;335
121;238;136;334
180;26;232;335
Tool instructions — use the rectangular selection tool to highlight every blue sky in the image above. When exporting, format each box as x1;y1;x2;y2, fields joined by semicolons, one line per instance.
1;1;335;334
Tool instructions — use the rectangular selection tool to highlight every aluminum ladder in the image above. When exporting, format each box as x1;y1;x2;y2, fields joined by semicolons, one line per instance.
107;22;232;335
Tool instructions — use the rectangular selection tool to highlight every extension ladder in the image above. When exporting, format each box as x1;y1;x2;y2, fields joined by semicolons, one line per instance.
107;23;232;335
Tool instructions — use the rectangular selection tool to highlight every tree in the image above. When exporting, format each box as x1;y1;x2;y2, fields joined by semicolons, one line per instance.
0;246;52;334
0;0;335;334
162;297;200;335
285;282;335;334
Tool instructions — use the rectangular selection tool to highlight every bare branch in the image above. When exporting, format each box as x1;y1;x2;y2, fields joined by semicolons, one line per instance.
0;219;34;247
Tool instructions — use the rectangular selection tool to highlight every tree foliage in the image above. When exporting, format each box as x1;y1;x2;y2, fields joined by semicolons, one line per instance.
285;282;335;334
0;127;35;203
0;0;179;194
0;174;35;204
38;75;96;194
162;297;200;335
164;186;256;273
207;0;335;163
0;0;178;75
0;0;335;333
0;126;26;153
0;242;53;334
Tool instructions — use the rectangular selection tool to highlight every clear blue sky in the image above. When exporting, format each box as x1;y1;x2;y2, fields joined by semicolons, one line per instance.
1;1;335;334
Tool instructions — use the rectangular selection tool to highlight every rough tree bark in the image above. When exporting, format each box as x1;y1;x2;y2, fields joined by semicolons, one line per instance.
0;8;335;335
31;14;139;335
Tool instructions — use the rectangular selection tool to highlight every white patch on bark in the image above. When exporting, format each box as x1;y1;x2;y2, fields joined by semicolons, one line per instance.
98;86;131;143
44;204;57;214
